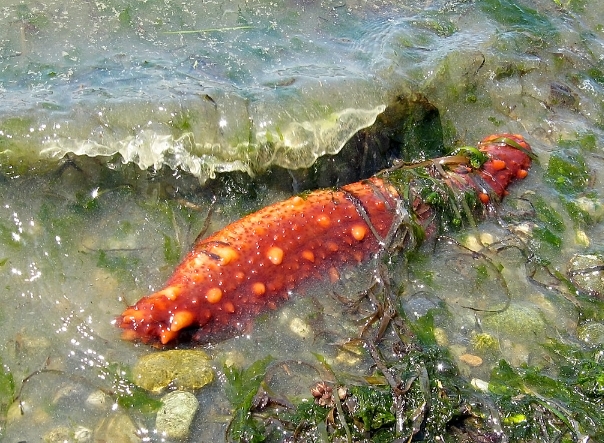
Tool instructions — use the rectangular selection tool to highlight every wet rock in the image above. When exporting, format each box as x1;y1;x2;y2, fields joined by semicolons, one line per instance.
133;350;214;393
471;378;489;392
44;426;71;443
335;349;361;366
94;413;141;443
155;391;199;440
15;332;52;354
6;399;33;425
52;382;87;406
568;254;604;298
14;332;53;372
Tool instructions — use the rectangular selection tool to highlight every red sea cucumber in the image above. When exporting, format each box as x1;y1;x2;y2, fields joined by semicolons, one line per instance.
117;134;532;344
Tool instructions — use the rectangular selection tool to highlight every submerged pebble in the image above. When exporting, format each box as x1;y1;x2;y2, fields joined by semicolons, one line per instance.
44;425;92;443
471;378;490;392
459;353;483;367
133;349;214;393
155;391;199;440
85;390;111;410
289;317;311;338
94;413;141;443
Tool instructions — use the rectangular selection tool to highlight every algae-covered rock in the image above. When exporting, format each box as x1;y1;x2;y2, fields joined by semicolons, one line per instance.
481;304;546;338
155;391;199;440
132;350;214;393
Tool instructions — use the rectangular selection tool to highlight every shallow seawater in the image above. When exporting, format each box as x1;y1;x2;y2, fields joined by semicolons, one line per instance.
2;0;604;441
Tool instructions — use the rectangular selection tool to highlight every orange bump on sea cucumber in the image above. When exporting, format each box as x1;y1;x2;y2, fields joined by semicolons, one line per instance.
206;287;223;303
267;246;284;265
170;311;195;331
291;196;305;208
316;214;331;228
326;241;339;252
491;159;507;171
121;308;144;322
328;267;340;283
351;224;367;241
252;282;266;296
210;244;239;265
160;329;178;345
301;250;315;262
158;285;181;301
121;329;139;341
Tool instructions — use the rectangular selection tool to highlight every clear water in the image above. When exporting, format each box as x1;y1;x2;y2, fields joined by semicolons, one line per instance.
1;0;604;440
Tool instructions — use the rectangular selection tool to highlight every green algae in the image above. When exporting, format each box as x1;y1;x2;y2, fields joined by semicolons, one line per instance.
102;362;163;414
221;310;604;441
490;342;604;440
545;151;590;195
532;195;566;233
225;355;274;443
472;332;500;353
533;226;563;248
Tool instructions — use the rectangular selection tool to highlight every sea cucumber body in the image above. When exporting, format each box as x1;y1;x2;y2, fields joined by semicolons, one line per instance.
119;177;400;344
117;134;532;344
